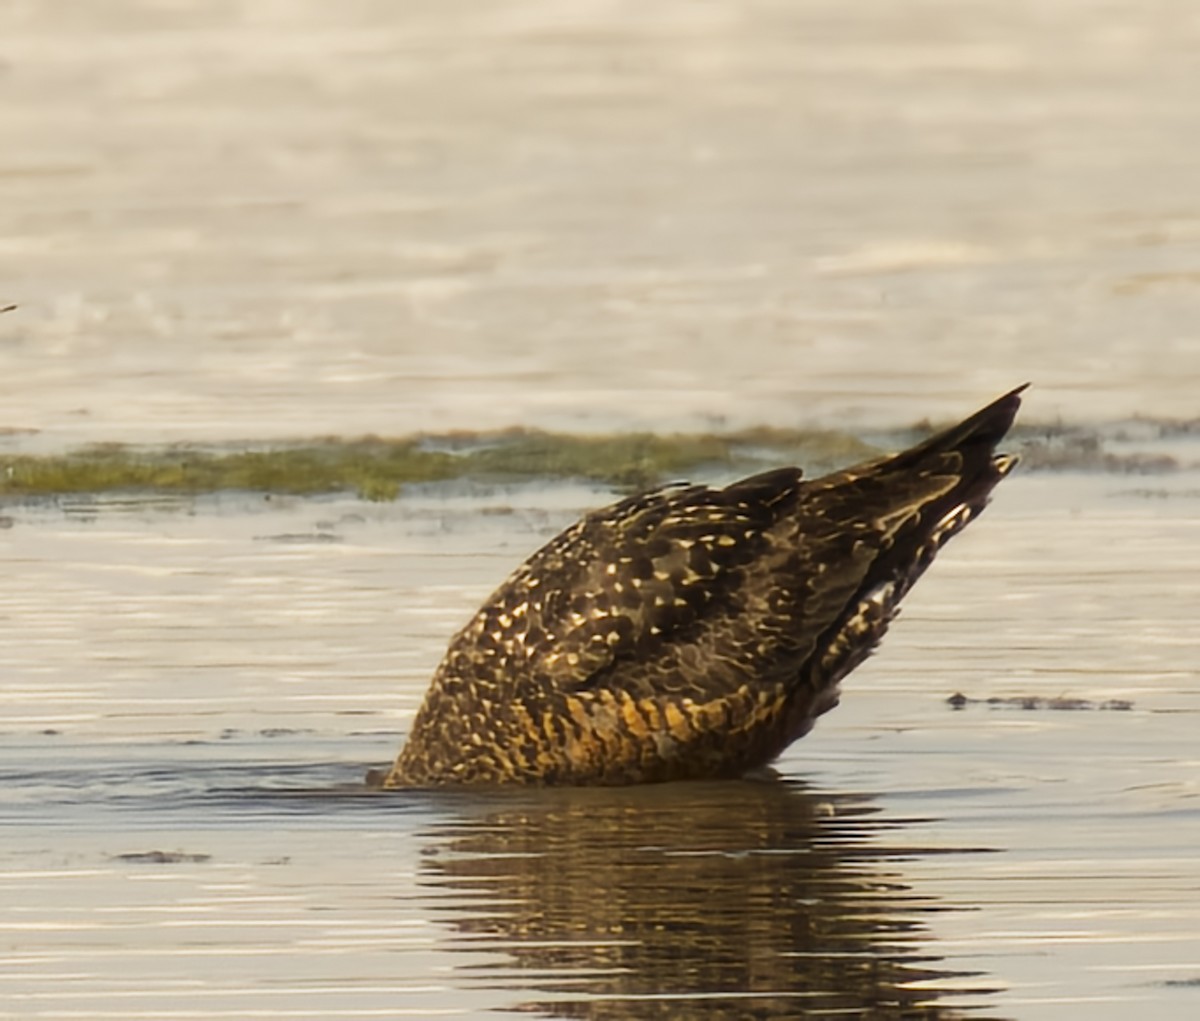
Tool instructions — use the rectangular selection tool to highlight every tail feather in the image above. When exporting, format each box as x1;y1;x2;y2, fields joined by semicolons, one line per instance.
791;387;1025;740
891;383;1026;473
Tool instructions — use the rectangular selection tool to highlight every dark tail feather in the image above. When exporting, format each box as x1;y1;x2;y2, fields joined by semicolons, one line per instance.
888;385;1026;575
891;383;1027;474
827;385;1026;601
789;387;1027;742
866;384;1026;535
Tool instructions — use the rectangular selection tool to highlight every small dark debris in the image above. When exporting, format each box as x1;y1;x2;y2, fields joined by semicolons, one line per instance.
113;851;211;865
947;694;1134;712
1115;488;1200;500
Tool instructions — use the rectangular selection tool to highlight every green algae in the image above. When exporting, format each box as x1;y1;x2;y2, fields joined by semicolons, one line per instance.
0;439;455;502
0;427;876;501
435;427;873;488
0;417;1187;502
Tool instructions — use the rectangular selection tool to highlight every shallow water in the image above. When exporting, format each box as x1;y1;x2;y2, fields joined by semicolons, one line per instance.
2;475;1199;1019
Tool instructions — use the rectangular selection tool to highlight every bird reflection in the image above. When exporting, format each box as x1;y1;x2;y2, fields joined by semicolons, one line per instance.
415;778;999;1019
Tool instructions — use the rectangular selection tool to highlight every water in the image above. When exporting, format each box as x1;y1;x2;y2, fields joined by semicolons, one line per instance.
1;0;1199;448
2;479;1199;1019
2;1;1200;1018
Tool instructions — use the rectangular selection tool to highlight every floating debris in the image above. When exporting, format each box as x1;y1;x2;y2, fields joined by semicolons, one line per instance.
112;851;212;864
947;693;1134;712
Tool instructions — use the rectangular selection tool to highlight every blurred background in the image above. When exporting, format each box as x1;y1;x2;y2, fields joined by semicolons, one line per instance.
1;0;1198;448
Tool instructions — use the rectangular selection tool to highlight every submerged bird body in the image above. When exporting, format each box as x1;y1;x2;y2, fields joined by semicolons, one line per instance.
383;387;1024;787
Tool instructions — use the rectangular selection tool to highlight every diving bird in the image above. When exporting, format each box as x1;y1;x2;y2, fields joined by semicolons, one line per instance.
382;386;1024;787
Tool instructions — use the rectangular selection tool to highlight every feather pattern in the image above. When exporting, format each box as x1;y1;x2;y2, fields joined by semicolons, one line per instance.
383;386;1025;786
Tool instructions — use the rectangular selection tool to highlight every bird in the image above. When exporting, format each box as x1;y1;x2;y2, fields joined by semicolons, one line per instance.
381;386;1025;787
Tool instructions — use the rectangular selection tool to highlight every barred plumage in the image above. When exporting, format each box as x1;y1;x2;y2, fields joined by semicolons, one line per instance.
382;386;1025;786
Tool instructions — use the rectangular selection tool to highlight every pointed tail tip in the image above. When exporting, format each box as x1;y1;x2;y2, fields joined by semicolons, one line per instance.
989;386;1028;478
992;381;1028;429
974;382;1029;437
977;392;1025;486
949;383;1028;444
899;383;1028;468
1004;381;1031;408
994;381;1030;411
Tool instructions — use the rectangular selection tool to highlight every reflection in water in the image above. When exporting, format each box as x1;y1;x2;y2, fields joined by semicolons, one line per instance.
417;779;999;1019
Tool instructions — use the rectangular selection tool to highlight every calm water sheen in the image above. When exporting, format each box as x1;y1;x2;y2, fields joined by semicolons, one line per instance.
1;477;1199;1019
1;0;1200;448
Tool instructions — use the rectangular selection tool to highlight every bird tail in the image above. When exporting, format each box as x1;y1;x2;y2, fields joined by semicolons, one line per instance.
788;385;1027;729
888;383;1026;487
839;383;1027;609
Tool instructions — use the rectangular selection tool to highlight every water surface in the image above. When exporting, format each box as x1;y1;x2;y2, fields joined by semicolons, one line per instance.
2;477;1198;1019
2;0;1200;448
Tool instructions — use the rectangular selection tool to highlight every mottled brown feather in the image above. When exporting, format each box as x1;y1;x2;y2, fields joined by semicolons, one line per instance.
383;386;1025;786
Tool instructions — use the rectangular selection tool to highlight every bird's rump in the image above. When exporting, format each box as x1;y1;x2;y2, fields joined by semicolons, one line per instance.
383;386;1024;786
